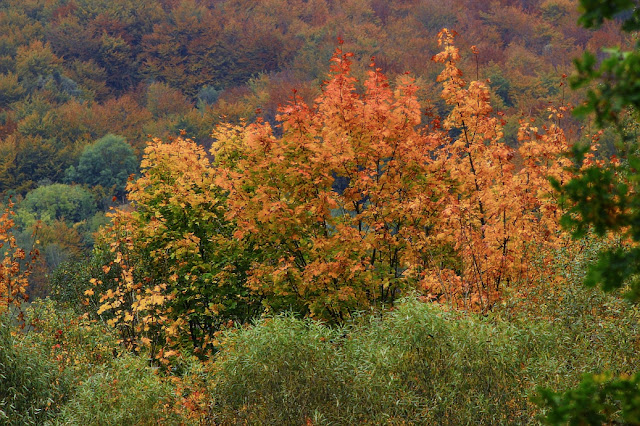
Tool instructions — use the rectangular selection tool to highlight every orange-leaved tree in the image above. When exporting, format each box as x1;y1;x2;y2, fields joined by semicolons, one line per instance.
95;31;574;360
425;29;573;310
0;201;37;325
215;31;573;318
214;49;447;322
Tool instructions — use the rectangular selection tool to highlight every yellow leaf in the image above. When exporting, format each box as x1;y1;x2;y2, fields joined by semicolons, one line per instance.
97;303;111;315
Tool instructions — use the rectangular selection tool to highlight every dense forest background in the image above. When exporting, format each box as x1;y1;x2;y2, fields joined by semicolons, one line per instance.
1;0;639;424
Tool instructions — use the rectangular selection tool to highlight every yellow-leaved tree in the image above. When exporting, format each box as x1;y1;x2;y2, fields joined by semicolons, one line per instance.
93;137;256;359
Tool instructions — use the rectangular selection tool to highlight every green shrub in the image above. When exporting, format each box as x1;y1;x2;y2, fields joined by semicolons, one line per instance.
339;303;535;424
207;289;639;425
208;316;348;424
208;303;538;424
15;183;97;228
64;134;138;199
0;314;69;425
57;354;181;425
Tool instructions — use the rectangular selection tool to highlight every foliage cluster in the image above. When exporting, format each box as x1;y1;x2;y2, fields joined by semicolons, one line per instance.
536;373;640;425
91;33;575;361
207;290;638;425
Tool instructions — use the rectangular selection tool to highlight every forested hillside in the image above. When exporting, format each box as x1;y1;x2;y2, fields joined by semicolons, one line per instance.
0;0;631;296
1;0;639;424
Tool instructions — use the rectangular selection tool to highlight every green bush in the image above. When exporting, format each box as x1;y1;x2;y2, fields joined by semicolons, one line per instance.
15;183;97;228
0;314;69;425
64;134;138;199
208;303;537;424
207;288;639;425
57;354;181;426
339;304;535;424
208;316;348;424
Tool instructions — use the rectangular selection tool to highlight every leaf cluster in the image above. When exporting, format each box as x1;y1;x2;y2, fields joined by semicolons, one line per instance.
535;372;640;425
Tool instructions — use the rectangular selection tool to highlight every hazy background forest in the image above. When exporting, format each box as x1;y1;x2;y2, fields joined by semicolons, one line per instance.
1;0;639;424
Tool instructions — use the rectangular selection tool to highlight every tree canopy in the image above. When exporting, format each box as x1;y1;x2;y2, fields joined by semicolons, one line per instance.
65;134;138;199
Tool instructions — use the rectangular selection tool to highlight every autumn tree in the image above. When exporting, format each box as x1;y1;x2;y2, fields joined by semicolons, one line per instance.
5;135;73;195
0;72;24;108
426;30;572;310
214;33;572;318
215;51;445;321
0;201;36;325
15;40;63;94
140;1;224;97
94;137;255;358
